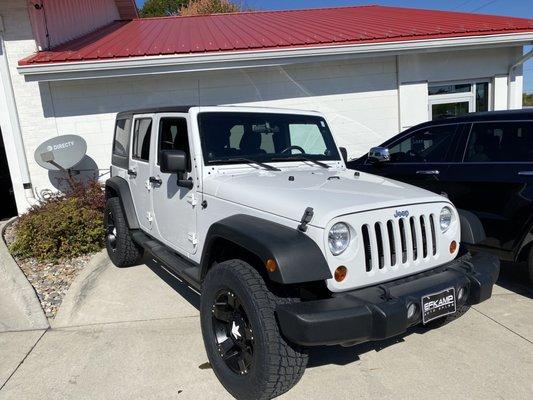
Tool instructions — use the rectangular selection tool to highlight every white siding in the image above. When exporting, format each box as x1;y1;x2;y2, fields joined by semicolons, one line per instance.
28;0;120;50
398;47;523;129
47;57;399;175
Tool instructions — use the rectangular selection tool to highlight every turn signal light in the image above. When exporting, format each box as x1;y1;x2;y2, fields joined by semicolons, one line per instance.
449;240;457;254
265;258;277;273
334;266;348;282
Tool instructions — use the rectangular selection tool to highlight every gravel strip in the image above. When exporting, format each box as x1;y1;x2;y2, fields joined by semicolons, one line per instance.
4;221;94;319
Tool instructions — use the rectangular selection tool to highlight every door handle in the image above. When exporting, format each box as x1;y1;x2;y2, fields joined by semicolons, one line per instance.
149;176;162;185
127;169;137;178
518;171;533;176
416;170;440;175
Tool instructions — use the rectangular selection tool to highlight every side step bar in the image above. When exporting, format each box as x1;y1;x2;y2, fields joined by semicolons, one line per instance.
131;231;201;291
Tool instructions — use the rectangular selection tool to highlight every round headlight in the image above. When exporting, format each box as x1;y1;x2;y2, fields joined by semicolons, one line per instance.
328;223;350;255
440;207;453;232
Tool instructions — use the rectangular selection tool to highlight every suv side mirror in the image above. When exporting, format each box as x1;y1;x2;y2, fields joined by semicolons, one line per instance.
368;147;390;163
160;150;193;189
339;147;348;163
161;150;187;173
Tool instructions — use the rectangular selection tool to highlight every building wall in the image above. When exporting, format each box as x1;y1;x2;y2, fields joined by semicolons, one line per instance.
27;0;120;50
397;46;523;130
0;0;526;214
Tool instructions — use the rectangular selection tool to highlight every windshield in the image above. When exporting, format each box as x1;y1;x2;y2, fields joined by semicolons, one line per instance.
198;112;341;165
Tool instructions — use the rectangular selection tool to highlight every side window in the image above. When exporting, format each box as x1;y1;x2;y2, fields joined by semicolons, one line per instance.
113;118;131;157
388;125;457;163
158;117;191;170
289;123;328;155
132;118;152;161
465;122;533;163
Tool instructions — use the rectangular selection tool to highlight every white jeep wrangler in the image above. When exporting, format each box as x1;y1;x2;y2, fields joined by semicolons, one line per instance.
105;106;499;400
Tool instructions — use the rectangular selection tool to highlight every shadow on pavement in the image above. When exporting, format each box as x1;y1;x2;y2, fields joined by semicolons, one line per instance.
307;323;434;368
496;261;533;299
144;257;201;310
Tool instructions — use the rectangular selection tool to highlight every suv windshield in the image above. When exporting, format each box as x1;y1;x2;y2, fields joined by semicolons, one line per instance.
198;112;341;165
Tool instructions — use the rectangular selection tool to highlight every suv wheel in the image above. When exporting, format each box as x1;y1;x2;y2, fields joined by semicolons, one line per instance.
200;259;308;400
104;197;142;267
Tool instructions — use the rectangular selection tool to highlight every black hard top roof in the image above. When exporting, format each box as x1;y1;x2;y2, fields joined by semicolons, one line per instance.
412;109;533;129
116;106;195;118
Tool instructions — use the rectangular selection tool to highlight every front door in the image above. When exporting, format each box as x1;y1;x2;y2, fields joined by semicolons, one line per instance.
129;115;154;232
366;123;461;196
151;114;198;255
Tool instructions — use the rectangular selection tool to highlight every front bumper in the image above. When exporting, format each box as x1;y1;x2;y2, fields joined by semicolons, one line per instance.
276;252;499;346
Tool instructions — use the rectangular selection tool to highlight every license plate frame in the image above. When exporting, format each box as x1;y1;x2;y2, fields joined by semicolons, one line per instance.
421;287;456;324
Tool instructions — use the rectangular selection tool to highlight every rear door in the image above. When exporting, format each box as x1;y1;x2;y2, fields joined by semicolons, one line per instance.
128;114;154;232
446;121;533;252
362;123;462;195
150;114;198;255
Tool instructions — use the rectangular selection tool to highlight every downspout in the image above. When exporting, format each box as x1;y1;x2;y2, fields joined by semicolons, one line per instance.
508;49;533;109
0;16;35;203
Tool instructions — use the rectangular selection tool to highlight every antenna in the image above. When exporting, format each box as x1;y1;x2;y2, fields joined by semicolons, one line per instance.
197;79;201;111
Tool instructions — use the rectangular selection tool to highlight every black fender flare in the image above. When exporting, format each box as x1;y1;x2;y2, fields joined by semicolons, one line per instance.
200;214;332;284
458;209;486;245
105;176;139;229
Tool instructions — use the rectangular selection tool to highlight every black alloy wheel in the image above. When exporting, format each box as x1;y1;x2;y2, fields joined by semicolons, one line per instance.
212;289;254;375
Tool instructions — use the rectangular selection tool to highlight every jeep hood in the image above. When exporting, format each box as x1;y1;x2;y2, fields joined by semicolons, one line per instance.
202;168;449;228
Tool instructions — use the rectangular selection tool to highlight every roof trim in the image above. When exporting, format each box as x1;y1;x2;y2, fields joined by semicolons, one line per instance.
18;31;533;82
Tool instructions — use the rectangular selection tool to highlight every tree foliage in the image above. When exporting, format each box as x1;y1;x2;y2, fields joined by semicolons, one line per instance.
139;0;188;17
139;0;248;17
523;92;533;107
180;0;245;16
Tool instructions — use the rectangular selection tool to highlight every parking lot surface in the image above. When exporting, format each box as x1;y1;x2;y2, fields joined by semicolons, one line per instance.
1;255;532;400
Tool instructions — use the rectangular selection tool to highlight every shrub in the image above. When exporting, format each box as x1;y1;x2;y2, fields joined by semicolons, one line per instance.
10;180;105;262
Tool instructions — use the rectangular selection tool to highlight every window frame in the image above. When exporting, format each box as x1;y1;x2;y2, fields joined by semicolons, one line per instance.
384;122;461;164
461;120;533;164
112;117;132;169
197;111;341;166
156;116;192;171
428;79;492;121
131;117;153;163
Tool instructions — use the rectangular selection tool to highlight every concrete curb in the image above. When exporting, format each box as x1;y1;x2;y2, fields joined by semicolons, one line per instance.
0;218;49;332
52;250;109;328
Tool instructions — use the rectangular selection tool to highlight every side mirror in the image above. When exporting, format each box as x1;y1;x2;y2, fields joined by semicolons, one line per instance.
160;150;193;189
368;147;390;163
161;150;188;173
339;147;348;163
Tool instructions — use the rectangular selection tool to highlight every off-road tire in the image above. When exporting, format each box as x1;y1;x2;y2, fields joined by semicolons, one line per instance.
200;259;308;400
104;197;142;267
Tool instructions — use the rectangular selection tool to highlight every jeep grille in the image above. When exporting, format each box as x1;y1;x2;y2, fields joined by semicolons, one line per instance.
361;214;438;272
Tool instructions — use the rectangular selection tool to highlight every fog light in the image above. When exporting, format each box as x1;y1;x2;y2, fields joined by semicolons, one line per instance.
449;240;457;254
334;266;348;282
407;302;418;320
265;258;277;273
457;286;467;302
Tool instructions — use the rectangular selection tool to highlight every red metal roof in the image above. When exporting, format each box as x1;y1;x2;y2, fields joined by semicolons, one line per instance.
19;5;533;65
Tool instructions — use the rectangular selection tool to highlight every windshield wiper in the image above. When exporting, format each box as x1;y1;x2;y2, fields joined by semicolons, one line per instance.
271;156;330;169
209;158;281;171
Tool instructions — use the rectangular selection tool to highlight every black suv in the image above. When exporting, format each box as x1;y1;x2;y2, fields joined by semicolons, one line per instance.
348;110;533;280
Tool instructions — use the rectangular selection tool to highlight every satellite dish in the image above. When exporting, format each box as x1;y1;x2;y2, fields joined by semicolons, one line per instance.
34;135;87;171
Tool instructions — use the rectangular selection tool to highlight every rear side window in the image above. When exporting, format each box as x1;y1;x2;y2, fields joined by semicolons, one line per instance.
465;121;533;163
388;124;457;163
113;118;131;157
132;118;153;161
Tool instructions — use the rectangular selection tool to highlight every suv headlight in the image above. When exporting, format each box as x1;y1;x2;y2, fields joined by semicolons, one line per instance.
440;207;453;232
328;222;350;255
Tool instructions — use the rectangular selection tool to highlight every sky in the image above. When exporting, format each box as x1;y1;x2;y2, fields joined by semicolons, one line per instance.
135;0;533;92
